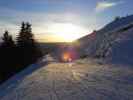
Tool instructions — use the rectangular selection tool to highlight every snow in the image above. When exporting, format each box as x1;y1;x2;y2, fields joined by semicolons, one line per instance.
98;15;133;34
1;15;133;100
78;15;133;64
106;27;133;65
0;58;133;100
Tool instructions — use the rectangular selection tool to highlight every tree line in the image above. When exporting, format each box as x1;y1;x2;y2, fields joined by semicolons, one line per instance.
0;22;43;83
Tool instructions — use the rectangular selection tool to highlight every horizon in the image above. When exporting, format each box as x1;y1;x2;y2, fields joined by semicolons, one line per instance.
0;0;133;42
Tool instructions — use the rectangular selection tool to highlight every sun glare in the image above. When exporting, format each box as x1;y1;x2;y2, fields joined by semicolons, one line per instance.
45;23;88;42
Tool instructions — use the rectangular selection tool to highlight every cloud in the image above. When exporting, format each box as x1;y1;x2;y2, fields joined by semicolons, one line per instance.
0;7;90;36
0;7;95;33
95;1;123;12
0;6;100;42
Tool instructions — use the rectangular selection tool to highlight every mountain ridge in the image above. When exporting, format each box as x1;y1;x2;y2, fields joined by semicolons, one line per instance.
77;14;133;65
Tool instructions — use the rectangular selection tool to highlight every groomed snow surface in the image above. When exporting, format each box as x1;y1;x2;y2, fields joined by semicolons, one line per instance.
0;58;133;100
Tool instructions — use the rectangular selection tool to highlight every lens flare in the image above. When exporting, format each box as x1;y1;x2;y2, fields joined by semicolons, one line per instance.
62;52;71;62
61;46;79;62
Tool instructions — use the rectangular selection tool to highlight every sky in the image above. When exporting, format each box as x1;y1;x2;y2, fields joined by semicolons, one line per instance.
0;0;133;42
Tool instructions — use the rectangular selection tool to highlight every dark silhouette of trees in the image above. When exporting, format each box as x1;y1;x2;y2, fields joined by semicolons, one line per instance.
1;31;15;48
17;22;34;47
17;22;42;66
114;16;121;21
0;31;16;82
0;22;43;84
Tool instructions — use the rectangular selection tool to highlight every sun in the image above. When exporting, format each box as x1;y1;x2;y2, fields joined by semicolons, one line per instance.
46;23;88;42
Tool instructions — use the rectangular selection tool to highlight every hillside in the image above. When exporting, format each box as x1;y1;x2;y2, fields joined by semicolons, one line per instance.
77;15;133;65
1;14;133;100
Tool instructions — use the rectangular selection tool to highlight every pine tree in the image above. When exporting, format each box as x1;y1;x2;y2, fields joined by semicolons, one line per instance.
0;31;16;81
0;22;43;83
115;16;121;21
1;31;15;48
17;22;35;47
16;22;42;65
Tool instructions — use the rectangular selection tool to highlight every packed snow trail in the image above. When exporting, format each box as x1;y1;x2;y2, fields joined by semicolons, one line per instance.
0;59;133;100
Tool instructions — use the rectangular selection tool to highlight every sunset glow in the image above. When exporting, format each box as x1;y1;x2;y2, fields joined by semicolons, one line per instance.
36;23;89;42
1;0;132;43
